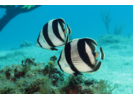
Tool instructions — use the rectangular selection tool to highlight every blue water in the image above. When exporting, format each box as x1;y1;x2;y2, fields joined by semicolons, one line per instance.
0;5;133;49
0;5;133;94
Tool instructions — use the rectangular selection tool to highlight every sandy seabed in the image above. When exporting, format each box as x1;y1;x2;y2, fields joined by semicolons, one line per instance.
0;34;133;94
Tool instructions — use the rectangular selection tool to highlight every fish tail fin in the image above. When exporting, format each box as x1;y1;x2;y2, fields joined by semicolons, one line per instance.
64;24;71;35
66;24;71;35
93;47;105;71
99;47;105;60
95;47;105;60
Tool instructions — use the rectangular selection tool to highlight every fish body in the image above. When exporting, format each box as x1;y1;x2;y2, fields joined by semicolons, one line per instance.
35;18;71;51
57;38;105;76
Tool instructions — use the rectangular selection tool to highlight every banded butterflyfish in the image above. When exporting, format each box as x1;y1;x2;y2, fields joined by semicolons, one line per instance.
35;18;71;51
57;38;105;76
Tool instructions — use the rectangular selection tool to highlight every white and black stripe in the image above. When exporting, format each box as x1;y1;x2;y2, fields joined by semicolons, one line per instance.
36;18;69;50
58;38;104;76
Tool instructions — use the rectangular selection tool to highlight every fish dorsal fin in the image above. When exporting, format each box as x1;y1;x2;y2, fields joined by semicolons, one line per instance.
84;37;97;46
84;39;96;52
58;18;65;24
58;18;65;30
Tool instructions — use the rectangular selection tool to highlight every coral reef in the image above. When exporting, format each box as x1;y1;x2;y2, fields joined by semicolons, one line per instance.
0;55;117;94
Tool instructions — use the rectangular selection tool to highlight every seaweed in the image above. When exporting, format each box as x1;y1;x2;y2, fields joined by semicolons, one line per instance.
100;10;125;35
114;25;126;35
100;10;112;34
0;56;118;94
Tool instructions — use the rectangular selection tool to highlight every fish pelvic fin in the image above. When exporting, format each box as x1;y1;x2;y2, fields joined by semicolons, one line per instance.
50;47;58;51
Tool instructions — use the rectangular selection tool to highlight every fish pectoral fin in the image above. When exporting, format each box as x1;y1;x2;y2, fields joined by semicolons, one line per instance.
50;47;58;51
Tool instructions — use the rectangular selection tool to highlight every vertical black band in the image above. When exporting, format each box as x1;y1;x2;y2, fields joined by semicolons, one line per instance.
43;23;55;47
65;42;80;74
53;19;64;42
77;39;95;69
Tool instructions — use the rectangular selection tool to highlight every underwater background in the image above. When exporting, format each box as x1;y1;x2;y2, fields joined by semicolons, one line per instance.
0;5;133;94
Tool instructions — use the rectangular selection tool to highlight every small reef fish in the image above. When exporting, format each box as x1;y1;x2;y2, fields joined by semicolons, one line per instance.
35;18;71;51
57;38;105;76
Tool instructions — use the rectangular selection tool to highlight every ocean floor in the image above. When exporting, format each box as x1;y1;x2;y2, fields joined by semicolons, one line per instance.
0;34;133;94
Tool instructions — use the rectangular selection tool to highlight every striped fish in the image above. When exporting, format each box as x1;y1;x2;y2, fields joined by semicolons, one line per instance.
35;18;71;51
57;38;105;76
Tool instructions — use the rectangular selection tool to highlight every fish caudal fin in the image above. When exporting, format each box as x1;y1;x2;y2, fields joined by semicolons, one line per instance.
100;47;104;60
95;47;105;60
67;24;71;35
93;47;105;71
64;24;71;35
